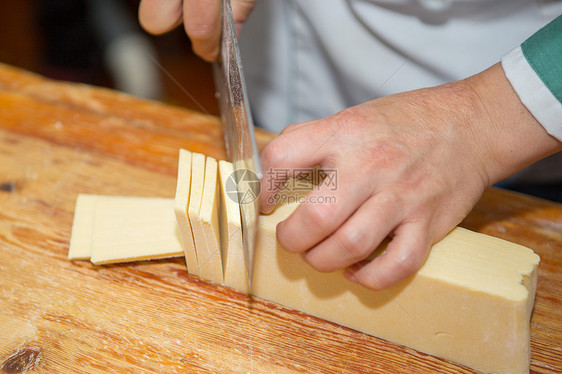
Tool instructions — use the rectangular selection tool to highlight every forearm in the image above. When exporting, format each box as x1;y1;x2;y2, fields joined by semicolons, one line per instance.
464;63;561;187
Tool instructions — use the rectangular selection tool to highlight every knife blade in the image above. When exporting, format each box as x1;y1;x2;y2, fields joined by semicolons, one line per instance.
212;0;261;290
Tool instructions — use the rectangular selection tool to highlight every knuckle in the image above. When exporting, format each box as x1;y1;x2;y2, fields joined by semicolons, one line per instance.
260;140;287;168
393;251;422;276
375;190;400;208
306;204;337;232
338;228;369;261
331;107;357;127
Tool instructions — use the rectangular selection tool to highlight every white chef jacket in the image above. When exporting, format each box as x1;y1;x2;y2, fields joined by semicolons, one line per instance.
239;0;562;183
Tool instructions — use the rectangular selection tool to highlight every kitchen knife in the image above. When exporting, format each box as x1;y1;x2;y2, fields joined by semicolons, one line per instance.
212;0;261;290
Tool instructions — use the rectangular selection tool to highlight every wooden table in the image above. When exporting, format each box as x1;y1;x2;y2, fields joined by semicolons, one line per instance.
0;64;560;373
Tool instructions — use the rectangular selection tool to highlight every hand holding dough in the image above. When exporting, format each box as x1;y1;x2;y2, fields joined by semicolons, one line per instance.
259;63;561;290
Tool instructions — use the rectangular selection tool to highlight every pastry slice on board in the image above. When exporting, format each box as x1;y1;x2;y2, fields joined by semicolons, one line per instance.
218;160;247;292
174;149;198;274
188;152;207;278
68;194;98;260
197;156;224;284
69;195;183;263
89;196;183;264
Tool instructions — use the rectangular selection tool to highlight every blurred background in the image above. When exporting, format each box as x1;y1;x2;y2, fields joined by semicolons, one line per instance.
1;0;560;202
0;0;218;115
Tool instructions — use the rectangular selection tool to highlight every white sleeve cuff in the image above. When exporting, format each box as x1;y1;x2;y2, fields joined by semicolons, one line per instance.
501;46;562;141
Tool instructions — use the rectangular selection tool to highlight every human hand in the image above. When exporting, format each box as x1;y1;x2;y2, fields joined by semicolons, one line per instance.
259;63;561;290
138;0;257;61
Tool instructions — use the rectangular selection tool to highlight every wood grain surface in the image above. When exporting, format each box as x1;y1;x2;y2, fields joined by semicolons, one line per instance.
0;64;560;373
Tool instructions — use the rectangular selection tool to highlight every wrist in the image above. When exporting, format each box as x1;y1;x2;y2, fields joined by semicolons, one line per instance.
463;63;561;186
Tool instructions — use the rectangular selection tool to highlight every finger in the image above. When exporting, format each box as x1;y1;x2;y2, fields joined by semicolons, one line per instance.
302;192;401;272
183;0;222;61
231;0;257;24
139;0;183;35
344;221;432;290
259;121;332;214
275;168;373;254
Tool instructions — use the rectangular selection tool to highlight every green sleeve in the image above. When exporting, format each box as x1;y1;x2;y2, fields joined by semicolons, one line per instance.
521;15;562;103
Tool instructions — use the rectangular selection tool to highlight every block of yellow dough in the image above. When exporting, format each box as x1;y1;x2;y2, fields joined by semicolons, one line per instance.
223;195;539;374
90;196;183;264
188;153;207;278
68;194;98;260
197;156;224;283
218;160;248;292
174;149;198;274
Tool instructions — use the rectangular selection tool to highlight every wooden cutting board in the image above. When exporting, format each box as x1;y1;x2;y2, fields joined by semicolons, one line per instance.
0;64;560;373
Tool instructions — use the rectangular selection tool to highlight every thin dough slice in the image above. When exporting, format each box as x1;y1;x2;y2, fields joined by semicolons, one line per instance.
188;153;207;278
68;194;98;260
198;156;224;283
90;196;183;264
218;160;247;292
174;149;198;274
